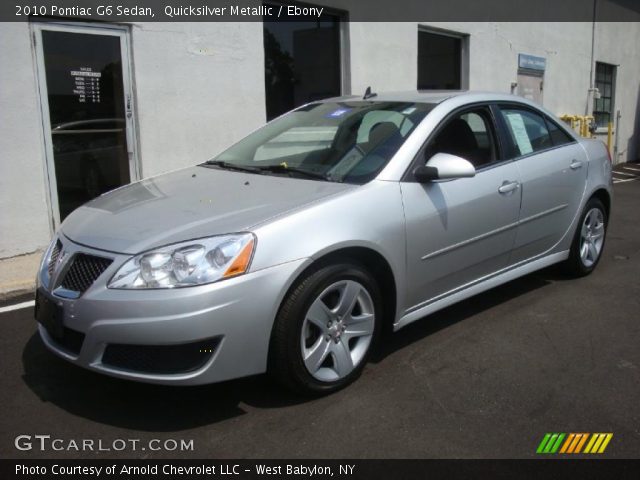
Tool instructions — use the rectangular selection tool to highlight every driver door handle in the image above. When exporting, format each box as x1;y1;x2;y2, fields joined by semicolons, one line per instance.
570;159;583;170
498;181;520;194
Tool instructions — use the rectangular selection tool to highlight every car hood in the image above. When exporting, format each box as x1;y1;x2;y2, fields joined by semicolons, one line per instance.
61;166;355;254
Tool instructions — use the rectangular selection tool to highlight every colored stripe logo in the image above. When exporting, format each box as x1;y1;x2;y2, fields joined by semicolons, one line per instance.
537;433;613;454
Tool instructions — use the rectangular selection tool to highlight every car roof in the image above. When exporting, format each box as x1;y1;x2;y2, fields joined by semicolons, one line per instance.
319;90;569;130
322;90;465;104
321;90;544;108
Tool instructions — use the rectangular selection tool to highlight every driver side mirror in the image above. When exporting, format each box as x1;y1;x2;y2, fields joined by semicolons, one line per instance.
413;153;476;182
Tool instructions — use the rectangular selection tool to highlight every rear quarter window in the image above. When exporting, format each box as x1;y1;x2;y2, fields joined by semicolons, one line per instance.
546;118;575;146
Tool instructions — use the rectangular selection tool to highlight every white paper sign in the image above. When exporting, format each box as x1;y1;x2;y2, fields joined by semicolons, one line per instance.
505;113;533;155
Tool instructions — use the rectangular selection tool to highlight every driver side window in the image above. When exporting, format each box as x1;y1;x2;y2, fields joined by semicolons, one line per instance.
425;107;498;169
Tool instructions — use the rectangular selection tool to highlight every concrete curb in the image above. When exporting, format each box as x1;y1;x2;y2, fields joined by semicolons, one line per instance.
0;251;41;303
0;283;35;303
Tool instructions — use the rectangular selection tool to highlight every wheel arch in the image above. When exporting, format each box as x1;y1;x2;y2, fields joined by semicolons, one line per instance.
313;246;397;330
270;245;399;343
590;188;611;221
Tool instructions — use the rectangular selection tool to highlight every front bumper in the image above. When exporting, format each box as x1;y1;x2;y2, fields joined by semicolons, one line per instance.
36;235;307;385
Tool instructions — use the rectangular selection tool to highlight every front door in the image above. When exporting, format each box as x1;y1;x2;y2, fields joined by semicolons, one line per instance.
33;23;137;225
401;106;522;310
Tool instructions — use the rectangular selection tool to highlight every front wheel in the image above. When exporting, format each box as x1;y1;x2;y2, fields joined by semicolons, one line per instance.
269;262;382;396
562;197;608;277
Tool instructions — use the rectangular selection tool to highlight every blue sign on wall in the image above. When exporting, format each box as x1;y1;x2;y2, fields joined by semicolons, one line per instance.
518;53;546;71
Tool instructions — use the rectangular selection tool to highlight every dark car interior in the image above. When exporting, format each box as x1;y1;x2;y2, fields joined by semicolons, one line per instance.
425;111;496;168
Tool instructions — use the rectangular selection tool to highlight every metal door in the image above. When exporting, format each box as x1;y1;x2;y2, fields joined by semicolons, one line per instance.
517;73;544;105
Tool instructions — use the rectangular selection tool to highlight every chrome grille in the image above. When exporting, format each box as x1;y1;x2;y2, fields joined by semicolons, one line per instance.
60;254;113;294
47;240;62;277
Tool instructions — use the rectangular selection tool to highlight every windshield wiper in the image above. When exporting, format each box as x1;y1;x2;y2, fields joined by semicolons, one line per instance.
254;164;331;181
203;160;261;173
205;160;332;181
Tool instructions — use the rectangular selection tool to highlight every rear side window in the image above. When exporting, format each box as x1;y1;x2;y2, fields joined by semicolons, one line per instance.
546;118;575;146
499;107;553;157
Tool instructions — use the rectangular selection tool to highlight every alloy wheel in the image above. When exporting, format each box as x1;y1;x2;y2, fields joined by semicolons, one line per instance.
580;207;605;267
300;280;375;382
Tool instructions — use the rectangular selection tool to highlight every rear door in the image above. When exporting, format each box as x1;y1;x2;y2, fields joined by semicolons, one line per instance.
496;105;588;263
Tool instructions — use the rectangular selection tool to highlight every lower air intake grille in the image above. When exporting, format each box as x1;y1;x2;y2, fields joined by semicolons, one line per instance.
60;254;112;294
50;327;86;356
41;323;85;356
102;339;219;374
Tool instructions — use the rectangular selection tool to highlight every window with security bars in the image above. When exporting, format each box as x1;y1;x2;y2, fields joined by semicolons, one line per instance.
593;62;616;128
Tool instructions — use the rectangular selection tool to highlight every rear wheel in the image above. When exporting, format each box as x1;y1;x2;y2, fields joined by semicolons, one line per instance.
269;262;382;396
562;197;607;277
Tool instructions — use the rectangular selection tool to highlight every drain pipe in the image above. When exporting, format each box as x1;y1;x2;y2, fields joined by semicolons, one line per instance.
586;0;597;116
614;110;622;163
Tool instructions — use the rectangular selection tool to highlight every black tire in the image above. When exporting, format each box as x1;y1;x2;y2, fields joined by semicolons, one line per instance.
561;197;608;277
269;261;382;396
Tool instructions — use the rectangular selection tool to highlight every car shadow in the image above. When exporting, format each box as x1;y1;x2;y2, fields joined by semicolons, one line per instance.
21;335;311;432
371;267;555;362
21;267;556;432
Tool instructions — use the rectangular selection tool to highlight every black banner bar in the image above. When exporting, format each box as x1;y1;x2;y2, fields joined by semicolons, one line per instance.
2;459;640;480
2;0;640;22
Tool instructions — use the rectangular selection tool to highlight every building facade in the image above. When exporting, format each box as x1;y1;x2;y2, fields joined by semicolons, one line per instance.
1;14;640;259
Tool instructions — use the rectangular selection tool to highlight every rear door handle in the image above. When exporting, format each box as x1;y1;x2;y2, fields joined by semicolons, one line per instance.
498;181;519;194
570;160;583;170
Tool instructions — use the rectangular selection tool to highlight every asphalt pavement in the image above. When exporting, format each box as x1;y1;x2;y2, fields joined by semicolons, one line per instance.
1;175;639;459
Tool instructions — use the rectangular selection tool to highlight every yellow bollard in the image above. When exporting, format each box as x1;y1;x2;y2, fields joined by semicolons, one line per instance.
560;115;596;139
560;115;580;135
585;115;595;138
578;116;587;138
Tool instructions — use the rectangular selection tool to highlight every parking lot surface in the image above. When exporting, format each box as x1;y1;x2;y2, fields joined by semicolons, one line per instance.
1;172;639;459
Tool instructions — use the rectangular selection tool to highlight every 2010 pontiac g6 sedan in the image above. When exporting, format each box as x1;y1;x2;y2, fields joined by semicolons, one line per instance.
36;91;613;395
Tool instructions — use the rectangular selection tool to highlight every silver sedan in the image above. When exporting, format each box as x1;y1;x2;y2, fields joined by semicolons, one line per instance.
36;91;613;395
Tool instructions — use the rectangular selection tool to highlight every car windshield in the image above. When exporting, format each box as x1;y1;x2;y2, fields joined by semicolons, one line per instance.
206;101;434;184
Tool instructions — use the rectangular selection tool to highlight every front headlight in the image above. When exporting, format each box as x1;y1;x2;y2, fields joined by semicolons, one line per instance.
108;233;255;289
